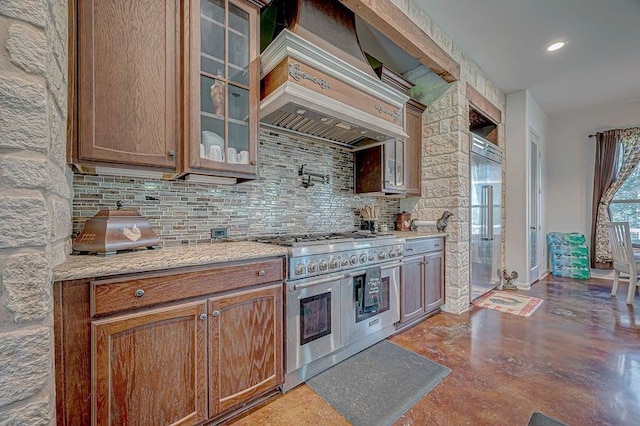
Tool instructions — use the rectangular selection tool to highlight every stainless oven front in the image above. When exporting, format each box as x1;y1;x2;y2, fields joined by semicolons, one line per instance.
285;272;343;374
341;261;400;346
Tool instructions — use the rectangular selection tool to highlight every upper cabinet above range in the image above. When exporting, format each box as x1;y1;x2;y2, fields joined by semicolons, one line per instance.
70;0;269;182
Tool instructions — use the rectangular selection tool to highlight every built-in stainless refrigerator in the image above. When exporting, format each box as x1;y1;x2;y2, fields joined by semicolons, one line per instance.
470;133;503;301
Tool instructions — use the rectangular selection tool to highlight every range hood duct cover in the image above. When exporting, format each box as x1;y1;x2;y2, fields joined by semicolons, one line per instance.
260;0;409;148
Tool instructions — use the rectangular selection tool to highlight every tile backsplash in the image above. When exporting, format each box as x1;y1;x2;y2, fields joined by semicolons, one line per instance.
72;131;400;245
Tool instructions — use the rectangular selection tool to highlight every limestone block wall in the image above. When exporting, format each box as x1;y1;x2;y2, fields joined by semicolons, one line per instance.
0;0;71;424
392;0;507;313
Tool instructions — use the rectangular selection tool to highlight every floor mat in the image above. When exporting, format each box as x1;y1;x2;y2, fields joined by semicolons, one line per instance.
473;290;544;317
528;411;567;425
306;340;451;426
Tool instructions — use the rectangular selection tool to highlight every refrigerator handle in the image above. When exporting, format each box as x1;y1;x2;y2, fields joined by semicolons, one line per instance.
488;185;494;241
481;185;489;240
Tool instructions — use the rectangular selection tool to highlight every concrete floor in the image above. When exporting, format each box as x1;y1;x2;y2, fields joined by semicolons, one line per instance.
230;275;639;425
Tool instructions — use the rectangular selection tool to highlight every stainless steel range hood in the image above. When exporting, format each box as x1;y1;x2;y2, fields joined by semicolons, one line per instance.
259;0;409;149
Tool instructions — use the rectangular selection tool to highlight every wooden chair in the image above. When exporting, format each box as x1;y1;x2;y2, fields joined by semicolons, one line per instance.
605;222;640;304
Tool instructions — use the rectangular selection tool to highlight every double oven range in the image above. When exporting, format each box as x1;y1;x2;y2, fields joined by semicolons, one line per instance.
258;232;404;391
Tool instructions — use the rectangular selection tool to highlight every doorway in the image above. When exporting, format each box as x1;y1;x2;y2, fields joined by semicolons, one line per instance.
529;130;542;284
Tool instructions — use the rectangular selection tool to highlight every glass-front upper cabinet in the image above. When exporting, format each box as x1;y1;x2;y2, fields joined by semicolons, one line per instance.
186;0;259;181
384;140;405;192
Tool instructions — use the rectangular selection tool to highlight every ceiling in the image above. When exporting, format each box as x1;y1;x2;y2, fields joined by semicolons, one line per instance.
356;0;640;117
408;0;640;116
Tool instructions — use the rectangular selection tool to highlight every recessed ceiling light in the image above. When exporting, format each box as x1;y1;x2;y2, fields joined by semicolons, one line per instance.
547;41;565;52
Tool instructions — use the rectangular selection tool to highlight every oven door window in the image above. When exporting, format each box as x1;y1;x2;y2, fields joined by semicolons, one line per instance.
354;275;390;323
300;292;332;345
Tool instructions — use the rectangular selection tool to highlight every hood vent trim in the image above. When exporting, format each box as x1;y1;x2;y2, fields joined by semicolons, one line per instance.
260;30;409;149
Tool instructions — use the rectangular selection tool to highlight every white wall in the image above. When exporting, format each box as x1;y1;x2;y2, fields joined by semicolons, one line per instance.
546;99;640;250
505;90;549;285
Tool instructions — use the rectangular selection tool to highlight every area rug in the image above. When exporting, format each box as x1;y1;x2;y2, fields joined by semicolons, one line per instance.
528;411;567;426
472;290;544;317
306;340;451;426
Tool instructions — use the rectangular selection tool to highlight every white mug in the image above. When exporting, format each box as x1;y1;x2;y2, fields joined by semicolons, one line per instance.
227;147;237;163
209;145;223;162
238;150;249;164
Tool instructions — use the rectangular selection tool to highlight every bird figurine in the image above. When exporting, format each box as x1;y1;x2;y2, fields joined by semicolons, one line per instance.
436;210;454;232
498;268;518;290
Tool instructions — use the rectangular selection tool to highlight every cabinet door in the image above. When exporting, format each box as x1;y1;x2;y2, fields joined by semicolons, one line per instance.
399;255;425;323
92;302;207;426
186;0;259;180
209;284;283;416
404;100;426;196
77;0;179;170
424;250;445;313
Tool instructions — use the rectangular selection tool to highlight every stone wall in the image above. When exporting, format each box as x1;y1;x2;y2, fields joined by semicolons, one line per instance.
72;131;401;245
393;0;507;313
0;0;71;424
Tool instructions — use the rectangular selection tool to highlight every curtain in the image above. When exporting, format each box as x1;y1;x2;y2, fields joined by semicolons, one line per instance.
594;127;640;265
590;130;619;268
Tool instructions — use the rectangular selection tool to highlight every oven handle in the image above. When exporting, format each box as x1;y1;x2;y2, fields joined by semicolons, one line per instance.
292;274;343;291
343;261;404;278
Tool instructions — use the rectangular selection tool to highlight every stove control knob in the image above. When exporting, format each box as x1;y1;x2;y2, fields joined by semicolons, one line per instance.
319;258;329;271
295;263;306;275
388;249;396;258
329;258;339;269
349;255;358;265
360;253;367;264
396;247;403;257
342;258;349;267
379;251;386;259
368;253;375;261
308;261;318;273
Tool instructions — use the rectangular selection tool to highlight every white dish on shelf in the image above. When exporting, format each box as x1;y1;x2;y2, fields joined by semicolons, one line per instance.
238;150;249;164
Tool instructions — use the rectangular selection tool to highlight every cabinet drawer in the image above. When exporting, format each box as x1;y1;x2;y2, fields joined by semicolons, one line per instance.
404;237;444;255
91;258;284;316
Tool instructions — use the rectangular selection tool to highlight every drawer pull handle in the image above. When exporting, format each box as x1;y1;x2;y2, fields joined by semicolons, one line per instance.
258;270;266;276
212;310;221;317
406;248;413;252
200;314;207;321
134;289;145;298
434;244;440;247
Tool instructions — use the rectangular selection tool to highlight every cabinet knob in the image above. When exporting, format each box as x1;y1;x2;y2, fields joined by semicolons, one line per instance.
212;310;220;317
168;149;176;157
199;314;207;321
134;289;145;298
258;270;266;276
250;160;256;165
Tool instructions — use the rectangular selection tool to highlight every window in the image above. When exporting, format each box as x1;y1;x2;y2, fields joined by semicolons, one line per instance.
609;144;640;244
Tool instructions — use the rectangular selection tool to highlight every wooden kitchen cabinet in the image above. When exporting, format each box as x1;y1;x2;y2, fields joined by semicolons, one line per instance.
404;99;427;196
54;257;285;426
183;0;260;181
70;0;265;181
73;0;180;173
396;237;445;331
92;302;208;426
209;284;283;416
355;140;406;195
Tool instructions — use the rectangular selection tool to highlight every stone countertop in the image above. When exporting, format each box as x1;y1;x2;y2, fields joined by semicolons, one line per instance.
384;231;447;239
53;241;289;282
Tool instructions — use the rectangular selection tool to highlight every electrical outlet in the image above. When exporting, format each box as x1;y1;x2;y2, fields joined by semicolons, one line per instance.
211;228;228;239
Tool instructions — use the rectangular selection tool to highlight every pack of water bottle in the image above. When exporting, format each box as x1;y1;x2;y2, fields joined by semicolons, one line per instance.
547;232;591;279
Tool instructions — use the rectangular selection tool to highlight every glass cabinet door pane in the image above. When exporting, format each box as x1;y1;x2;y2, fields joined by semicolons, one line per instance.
395;140;404;186
201;0;225;77
228;85;249;161
228;3;249;86
385;141;395;186
200;75;225;162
